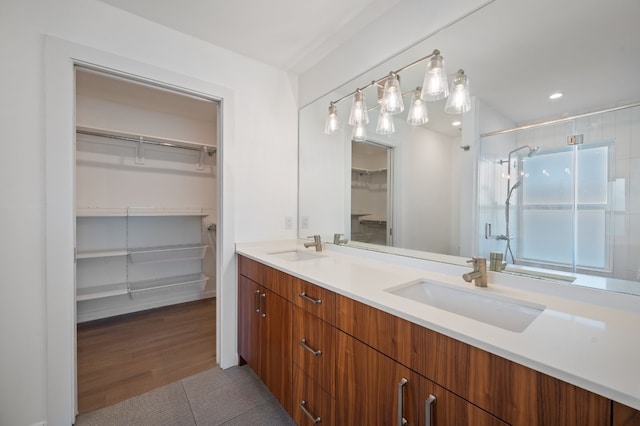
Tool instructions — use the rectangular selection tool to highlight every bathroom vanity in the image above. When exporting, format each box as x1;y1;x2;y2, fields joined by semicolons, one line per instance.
236;241;640;425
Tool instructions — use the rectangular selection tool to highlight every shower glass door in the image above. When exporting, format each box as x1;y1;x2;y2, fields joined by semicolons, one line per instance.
478;104;636;279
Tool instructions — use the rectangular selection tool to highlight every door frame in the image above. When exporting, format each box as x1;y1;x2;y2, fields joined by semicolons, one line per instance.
44;37;237;425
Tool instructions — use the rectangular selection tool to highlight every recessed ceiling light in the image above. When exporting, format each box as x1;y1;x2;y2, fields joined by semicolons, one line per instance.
452;121;461;126
549;92;563;100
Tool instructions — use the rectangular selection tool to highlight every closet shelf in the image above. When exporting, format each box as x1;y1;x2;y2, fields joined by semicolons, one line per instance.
77;244;208;262
129;244;208;263
76;249;129;259
76;207;215;217
128;273;209;295
76;273;209;302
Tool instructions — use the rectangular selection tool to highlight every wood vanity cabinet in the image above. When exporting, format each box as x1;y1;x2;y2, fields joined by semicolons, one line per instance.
237;256;292;414
291;280;337;425
237;256;639;425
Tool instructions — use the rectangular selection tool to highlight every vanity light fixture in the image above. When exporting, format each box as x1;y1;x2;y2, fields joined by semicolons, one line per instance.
406;87;429;125
421;51;449;101
352;122;367;141
324;103;341;135
451;120;462;126
549;92;563;100
348;89;369;126
381;72;404;114
326;49;470;138
376;109;395;134
444;69;471;114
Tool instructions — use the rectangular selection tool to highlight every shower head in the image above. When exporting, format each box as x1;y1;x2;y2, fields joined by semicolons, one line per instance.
506;180;522;202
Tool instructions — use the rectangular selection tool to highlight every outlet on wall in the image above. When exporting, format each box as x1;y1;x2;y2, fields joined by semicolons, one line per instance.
284;216;293;230
301;216;309;229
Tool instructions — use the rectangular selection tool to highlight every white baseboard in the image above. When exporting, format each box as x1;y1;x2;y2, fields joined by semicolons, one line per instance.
28;422;46;426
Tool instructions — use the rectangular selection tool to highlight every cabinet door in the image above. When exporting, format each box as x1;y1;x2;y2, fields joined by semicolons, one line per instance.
237;275;261;370
259;287;293;415
336;330;417;425
416;372;507;426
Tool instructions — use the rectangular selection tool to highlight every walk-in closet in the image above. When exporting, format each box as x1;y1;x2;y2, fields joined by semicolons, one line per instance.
74;68;218;412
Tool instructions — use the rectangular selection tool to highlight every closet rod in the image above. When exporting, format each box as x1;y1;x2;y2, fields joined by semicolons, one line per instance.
77;129;217;155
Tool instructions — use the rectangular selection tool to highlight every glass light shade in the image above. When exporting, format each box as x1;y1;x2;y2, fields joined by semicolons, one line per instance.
324;104;341;135
406;89;429;125
420;52;449;101
352;122;367;141
444;69;471;114
348;89;369;126
381;73;404;114
375;109;395;135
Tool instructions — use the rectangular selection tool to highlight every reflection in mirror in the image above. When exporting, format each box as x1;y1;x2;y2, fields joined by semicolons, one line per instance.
351;141;392;246
298;0;640;295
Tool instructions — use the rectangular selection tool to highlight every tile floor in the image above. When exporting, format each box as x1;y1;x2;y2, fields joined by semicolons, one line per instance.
75;365;296;426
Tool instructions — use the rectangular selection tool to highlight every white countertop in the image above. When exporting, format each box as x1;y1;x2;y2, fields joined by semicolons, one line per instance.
236;239;640;410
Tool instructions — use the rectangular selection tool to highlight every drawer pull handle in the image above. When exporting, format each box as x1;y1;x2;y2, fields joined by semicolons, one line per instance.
299;400;322;424
299;291;322;305
397;377;408;426
300;338;322;357
260;292;266;318
425;394;436;426
254;290;261;314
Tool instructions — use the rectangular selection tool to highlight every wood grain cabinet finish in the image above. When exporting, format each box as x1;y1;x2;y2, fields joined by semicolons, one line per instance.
336;329;417;425
238;255;295;301
293;279;336;324
237;262;292;415
613;401;640;425
411;321;610;425
292;305;336;396
293;365;335;426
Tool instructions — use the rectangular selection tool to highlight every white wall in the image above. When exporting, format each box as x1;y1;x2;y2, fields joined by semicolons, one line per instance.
0;1;298;425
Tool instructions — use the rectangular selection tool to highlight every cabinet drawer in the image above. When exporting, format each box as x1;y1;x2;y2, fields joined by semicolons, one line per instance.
293;279;335;324
237;255;294;301
336;294;412;367
293;366;335;426
293;305;336;396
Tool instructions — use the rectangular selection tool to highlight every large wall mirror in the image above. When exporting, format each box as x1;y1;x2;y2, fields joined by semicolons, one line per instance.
298;0;640;295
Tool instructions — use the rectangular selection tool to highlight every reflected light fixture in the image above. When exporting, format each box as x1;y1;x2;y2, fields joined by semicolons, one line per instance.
381;72;404;114
549;92;563;100
421;50;449;101
451;120;462;126
376;109;395;135
325;49;470;138
406;87;429;125
444;69;471;114
324;103;341;135
352;122;367;141
348;89;369;126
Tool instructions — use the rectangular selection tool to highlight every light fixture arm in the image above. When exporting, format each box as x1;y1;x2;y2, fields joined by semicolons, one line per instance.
328;49;441;106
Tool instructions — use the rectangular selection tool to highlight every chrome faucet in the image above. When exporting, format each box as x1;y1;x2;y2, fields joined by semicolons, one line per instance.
333;233;348;245
304;235;323;252
463;257;487;287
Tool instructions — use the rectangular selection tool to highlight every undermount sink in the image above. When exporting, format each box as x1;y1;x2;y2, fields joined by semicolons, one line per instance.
386;279;545;333
268;249;326;262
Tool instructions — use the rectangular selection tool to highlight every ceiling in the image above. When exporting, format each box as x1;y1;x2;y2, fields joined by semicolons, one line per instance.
99;0;640;139
98;0;401;73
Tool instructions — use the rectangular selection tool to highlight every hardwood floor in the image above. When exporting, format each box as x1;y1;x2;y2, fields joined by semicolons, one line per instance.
77;298;216;414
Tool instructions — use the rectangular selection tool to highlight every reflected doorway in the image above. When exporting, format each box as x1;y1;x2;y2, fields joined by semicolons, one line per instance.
351;141;394;246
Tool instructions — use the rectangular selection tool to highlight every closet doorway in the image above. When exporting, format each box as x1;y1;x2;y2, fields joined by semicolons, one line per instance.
351;141;394;246
74;68;219;413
